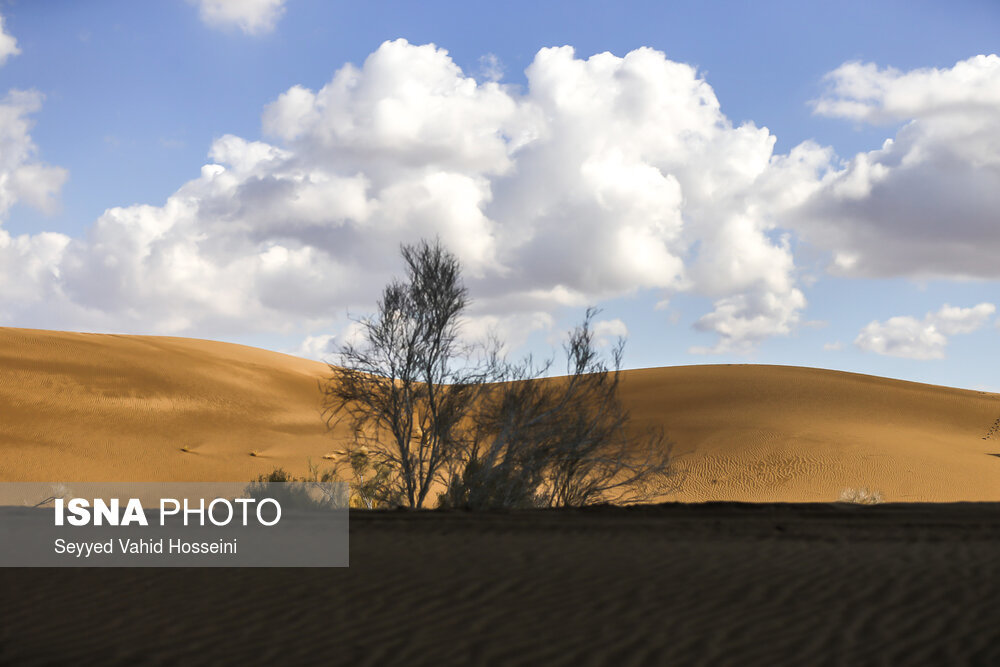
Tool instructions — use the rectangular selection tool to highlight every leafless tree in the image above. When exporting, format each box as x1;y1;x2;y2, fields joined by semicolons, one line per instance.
323;240;676;510
321;239;488;508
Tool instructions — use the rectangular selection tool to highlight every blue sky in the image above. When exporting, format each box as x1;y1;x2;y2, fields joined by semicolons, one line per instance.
0;0;998;390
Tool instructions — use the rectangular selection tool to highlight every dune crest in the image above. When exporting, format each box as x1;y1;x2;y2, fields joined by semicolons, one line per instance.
1;327;997;501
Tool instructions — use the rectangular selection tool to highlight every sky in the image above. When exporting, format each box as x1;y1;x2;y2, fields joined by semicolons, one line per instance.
0;0;998;391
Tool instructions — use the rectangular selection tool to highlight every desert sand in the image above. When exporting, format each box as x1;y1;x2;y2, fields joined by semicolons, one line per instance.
3;327;1000;665
1;326;998;502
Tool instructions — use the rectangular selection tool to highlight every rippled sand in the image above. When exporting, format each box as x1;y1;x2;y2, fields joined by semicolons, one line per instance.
2;504;998;666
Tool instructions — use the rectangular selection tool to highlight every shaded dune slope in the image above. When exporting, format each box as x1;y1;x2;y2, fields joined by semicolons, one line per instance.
1;327;997;501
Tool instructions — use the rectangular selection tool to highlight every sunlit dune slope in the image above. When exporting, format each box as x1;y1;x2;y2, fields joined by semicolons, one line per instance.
0;328;335;483
1;327;998;501
621;365;1000;502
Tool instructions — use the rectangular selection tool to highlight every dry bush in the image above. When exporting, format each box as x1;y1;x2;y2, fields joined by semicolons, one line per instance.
838;487;883;504
245;467;348;510
440;309;676;510
323;448;402;509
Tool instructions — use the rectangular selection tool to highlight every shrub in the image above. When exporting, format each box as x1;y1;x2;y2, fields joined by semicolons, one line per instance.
324;448;402;509
440;310;675;510
245;467;348;511
838;487;883;505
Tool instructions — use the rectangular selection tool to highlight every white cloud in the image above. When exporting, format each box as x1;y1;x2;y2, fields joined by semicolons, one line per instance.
540;316;628;359
0;90;69;323
0;91;67;217
0;14;20;65
0;231;70;312
855;302;995;359
463;311;556;356
193;0;286;35
813;56;1000;124
3;40;826;352
478;54;504;83
592;318;628;347
286;333;336;361
823;341;843;352
6;39;999;362
792;55;1000;279
929;302;996;335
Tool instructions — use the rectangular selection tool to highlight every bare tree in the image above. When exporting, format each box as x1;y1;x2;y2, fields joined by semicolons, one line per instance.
322;239;487;508
324;239;676;510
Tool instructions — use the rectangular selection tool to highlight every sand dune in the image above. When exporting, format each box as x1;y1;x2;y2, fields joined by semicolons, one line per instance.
622;365;1000;502
0;327;334;483
1;327;998;502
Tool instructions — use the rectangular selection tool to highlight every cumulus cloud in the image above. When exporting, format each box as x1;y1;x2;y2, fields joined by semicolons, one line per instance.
3;39;827;352
592;318;628;347
0;91;68;217
0;231;70;311
791;55;1000;279
286;333;337;361
855;303;995;359
0;17;66;222
478;54;504;83
0;14;20;65
193;0;286;35
8;41;1000;360
0;15;69;321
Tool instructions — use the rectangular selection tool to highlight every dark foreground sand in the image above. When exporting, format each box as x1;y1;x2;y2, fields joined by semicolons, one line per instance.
2;502;999;666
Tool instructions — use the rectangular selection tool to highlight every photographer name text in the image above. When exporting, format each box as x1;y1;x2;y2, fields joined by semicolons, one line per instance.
54;537;238;558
